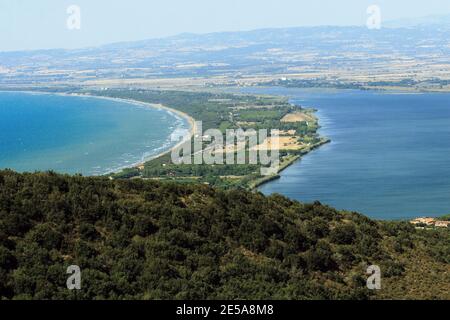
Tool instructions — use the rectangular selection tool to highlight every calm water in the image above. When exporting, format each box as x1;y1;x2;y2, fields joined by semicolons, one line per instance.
0;92;189;175
240;87;450;220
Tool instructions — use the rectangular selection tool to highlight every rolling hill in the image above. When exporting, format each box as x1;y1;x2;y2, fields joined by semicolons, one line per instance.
0;170;448;300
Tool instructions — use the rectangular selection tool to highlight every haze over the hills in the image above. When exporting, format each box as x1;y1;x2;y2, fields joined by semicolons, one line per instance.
1;0;450;51
2;15;450;89
385;13;450;28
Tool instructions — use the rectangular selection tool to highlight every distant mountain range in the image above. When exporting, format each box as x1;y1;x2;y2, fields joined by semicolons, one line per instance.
385;14;450;28
2;14;450;87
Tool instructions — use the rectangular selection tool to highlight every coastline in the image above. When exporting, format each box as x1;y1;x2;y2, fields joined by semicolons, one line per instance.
249;136;331;190
0;90;196;175
98;91;330;189
2;89;328;189
76;94;197;172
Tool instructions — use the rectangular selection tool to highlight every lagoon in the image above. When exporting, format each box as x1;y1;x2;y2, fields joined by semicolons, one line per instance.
241;87;450;220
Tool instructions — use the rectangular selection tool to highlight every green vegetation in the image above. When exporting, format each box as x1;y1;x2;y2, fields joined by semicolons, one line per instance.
0;170;448;300
260;78;450;92
261;78;367;90
91;89;328;189
88;89;289;131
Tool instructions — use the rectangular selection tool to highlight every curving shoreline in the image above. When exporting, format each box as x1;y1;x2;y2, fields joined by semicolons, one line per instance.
93;92;330;190
76;94;197;172
2;90;196;175
7;90;326;189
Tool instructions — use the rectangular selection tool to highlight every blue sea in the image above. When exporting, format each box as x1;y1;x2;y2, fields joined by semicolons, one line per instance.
239;87;450;220
0;91;189;176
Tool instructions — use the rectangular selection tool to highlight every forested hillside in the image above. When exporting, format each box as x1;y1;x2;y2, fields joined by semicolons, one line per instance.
0;170;448;300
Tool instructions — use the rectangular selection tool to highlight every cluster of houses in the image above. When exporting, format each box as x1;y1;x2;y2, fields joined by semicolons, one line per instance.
410;217;450;228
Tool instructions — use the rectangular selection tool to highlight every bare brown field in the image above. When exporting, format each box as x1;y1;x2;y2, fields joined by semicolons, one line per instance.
281;112;314;123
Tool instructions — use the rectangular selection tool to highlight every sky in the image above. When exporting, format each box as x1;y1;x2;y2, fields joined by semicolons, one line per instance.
1;0;450;51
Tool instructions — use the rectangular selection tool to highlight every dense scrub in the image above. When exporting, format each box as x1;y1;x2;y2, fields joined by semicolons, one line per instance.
0;170;448;300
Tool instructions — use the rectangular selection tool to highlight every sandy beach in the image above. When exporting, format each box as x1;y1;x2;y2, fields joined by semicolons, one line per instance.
13;91;197;174
79;94;197;171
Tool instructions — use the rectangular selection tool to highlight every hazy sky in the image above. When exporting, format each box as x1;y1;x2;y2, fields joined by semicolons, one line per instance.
1;0;450;51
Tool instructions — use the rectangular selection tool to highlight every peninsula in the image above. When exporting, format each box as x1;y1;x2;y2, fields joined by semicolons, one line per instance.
87;88;330;189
